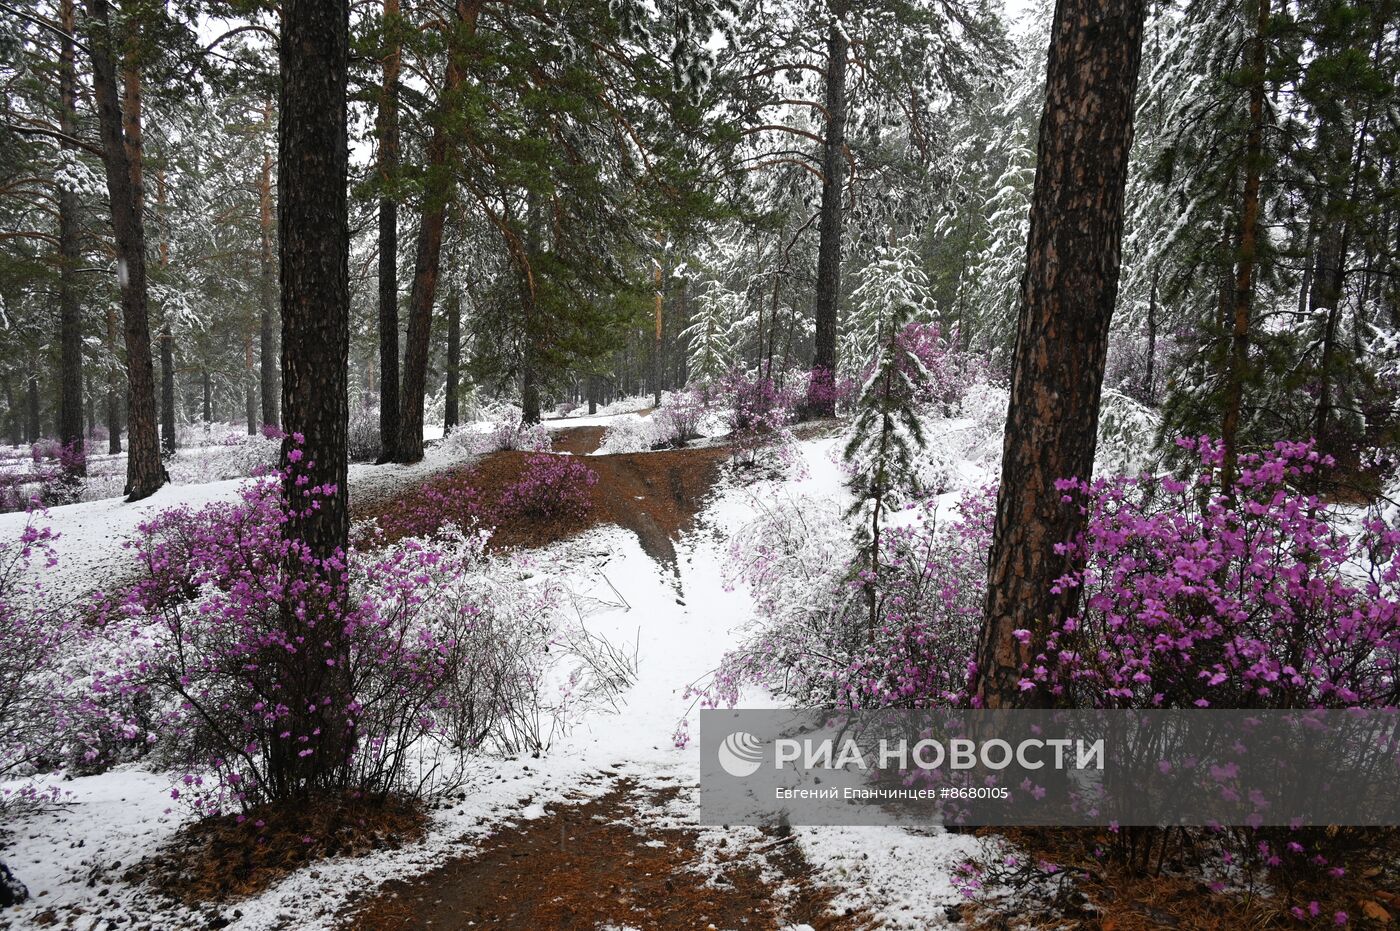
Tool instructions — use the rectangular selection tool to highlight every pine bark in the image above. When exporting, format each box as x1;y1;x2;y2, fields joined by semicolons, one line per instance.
396;1;477;462
279;0;351;561
85;0;165;499
974;0;1147;710
807;5;848;418
377;0;402;461
274;0;353;800
56;0;84;470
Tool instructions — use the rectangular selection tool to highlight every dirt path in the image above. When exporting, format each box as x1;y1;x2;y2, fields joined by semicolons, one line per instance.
343;427;861;930
342;779;859;931
355;425;730;564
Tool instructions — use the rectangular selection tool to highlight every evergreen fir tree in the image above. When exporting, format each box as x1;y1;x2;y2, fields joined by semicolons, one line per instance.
842;274;929;637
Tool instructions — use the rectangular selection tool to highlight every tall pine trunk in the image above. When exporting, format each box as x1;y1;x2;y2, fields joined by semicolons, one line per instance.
1220;0;1270;491
377;0;402;461
806;4;848;418
85;0;165;499
56;0;83;471
396;0;479;462
275;0;353;800
974;0;1147;709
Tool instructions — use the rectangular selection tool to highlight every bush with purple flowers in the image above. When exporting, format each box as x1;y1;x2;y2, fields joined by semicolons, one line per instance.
498;454;598;522
718;370;799;471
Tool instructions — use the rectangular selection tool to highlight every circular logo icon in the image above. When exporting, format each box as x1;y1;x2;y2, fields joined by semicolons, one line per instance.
717;731;765;778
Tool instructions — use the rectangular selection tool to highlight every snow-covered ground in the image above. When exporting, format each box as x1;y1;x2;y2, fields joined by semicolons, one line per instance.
0;424;997;930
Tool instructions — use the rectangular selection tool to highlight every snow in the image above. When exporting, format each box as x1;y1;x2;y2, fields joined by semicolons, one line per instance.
0;424;996;930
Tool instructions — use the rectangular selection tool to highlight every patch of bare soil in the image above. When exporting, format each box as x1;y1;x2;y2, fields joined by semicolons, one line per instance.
550;425;607;456
132;794;428;907
356;426;731;563
341;780;863;931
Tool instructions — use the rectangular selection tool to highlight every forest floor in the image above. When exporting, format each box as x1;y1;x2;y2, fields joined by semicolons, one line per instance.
345;423;866;930
0;411;987;931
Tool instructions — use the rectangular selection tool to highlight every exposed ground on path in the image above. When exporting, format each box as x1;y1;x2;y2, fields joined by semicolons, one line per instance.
342;778;863;931
355;425;730;563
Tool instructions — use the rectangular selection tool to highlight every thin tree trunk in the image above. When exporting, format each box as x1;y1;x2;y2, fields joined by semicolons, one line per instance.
24;377;39;443
85;0;165;499
1219;0;1270;492
3;377;17;447
105;306;121;453
807;4;848;417
157;168;175;455
974;0;1147;710
377;0;402;461
259;100;279;430
245;332;257;434
56;0;83;471
444;285;461;431
1312;114;1367;449
396;0;479;462
1143;265;1158;404
160;330;174;454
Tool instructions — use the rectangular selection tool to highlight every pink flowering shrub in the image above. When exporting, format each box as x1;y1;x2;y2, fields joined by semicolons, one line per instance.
653;387;709;445
498;454;598;521
714;436;1400;717
1027;437;1400;710
719;371;799;471
698;488;993;711
800;366;860;418
86;454;562;814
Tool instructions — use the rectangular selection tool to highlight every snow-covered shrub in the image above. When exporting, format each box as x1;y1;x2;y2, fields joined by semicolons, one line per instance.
347;405;381;462
951;378;1009;466
355;529;564;757
597;395;655;416
714;435;1400;717
652;387;708;444
89;467;568;814
498;454;598;521
1094;387;1160;477
0;518;80;806
598;415;663;454
162;430;281;486
699;488;993;711
473;419;552;455
439;423;485;460
719;371;798;471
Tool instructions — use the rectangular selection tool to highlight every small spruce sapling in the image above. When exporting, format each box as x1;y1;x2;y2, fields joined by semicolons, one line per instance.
843;283;931;639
